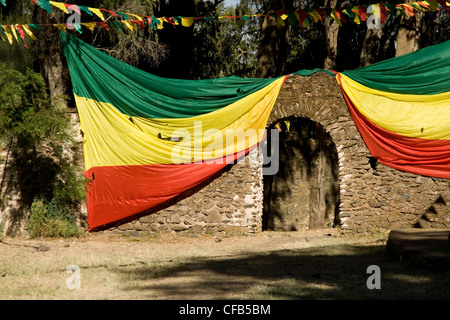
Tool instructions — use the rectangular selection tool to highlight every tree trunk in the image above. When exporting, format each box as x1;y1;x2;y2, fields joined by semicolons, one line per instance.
359;29;383;67
323;0;340;70
255;0;293;78
396;15;421;56
395;6;434;56
32;7;67;109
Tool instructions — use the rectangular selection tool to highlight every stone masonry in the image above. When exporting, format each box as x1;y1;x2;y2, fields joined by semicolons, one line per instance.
113;147;264;235
0;72;449;237
108;72;449;235
268;73;449;233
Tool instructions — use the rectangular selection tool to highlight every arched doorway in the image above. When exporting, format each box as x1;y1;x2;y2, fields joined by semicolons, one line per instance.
262;117;340;231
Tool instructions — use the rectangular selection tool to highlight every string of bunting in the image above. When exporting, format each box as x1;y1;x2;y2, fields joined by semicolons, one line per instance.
0;0;449;47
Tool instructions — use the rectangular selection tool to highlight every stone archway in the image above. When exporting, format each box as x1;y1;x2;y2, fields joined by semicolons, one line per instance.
262;117;340;231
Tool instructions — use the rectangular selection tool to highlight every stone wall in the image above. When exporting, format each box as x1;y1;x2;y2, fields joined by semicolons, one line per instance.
108;72;449;235
0;148;26;237
109;147;264;235
267;73;450;233
1;73;449;237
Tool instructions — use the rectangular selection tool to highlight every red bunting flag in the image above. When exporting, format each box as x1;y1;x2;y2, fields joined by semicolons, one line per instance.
133;19;145;30
100;9;116;17
0;0;444;42
358;5;367;21
335;8;347;23
379;3;387;24
296;10;308;25
98;21;110;31
16;25;27;47
315;8;328;19
402;4;415;17
64;3;81;15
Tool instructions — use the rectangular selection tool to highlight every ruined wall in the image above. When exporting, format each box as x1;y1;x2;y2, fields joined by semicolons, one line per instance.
109;147;264;235
109;72;449;235
1;73;449;237
268;73;450;233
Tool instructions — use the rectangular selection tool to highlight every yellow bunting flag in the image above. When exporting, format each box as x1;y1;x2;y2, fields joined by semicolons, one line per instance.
285;120;291;132
122;20;134;31
275;122;282;132
53;24;67;32
372;4;381;17
125;13;143;21
276;15;285;27
330;9;342;26
2;26;13;44
10;26;19;43
308;10;320;23
49;1;68;13
89;8;105;21
156;18;164;29
82;22;97;32
22;25;37;40
181;17;194;27
0;27;6;42
353;6;361;24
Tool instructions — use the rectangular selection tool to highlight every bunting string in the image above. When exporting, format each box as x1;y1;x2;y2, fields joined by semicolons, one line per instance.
0;0;449;47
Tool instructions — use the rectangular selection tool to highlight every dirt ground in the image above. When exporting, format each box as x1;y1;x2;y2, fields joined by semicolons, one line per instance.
1;228;449;300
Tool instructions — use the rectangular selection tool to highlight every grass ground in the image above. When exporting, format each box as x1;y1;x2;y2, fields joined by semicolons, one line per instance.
0;228;449;300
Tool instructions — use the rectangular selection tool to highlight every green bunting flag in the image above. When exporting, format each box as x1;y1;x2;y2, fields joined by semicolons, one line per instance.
1;0;448;47
31;0;52;13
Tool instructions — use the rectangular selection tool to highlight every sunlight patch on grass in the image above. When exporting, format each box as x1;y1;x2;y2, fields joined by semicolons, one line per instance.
245;279;339;300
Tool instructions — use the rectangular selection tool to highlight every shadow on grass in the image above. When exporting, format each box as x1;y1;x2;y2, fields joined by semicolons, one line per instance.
114;243;450;300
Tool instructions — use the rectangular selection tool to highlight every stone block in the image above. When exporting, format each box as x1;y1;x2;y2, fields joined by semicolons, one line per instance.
170;224;189;231
191;225;203;234
139;215;155;224
206;209;222;223
117;223;134;231
166;213;181;224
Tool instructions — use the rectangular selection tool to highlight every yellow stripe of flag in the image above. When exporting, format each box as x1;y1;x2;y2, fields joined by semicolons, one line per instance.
338;74;450;140
76;77;286;170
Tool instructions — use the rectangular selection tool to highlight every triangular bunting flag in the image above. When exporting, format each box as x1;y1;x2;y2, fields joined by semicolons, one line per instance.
82;22;96;32
31;0;52;13
49;1;68;13
89;8;105;21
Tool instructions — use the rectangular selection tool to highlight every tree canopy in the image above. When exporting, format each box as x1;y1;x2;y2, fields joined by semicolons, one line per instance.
1;0;449;79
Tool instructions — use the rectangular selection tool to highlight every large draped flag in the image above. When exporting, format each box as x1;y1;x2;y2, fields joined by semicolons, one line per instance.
337;40;450;179
61;31;449;231
60;31;287;230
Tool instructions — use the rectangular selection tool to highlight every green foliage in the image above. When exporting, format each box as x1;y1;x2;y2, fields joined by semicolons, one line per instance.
0;0;36;71
0;222;4;241
77;0;166;69
190;0;263;79
0;62;85;226
27;198;80;238
188;0;327;78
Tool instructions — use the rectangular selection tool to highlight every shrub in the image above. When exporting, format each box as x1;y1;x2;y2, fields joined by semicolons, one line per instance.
27;198;80;238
